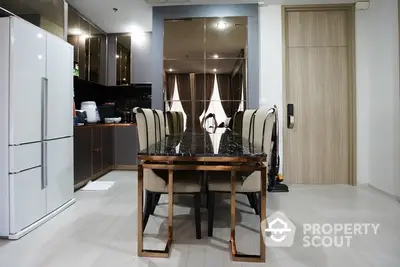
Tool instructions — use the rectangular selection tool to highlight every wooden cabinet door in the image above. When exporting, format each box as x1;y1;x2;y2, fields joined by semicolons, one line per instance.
114;125;138;166
91;127;102;175
74;127;91;186
102;127;114;170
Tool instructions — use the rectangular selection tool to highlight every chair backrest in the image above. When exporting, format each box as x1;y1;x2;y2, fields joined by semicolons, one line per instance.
253;107;276;154
231;111;244;135
242;109;257;141
153;109;166;142
133;108;156;150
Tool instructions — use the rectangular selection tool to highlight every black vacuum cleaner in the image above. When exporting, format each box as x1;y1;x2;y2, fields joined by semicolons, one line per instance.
267;106;289;193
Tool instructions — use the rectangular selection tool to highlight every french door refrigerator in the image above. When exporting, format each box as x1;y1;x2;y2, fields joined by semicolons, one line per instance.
0;17;75;239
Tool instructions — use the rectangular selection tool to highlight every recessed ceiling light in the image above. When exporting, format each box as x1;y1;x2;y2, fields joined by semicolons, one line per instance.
213;54;219;59
216;21;228;30
168;68;173;72
116;55;120;59
213;68;217;72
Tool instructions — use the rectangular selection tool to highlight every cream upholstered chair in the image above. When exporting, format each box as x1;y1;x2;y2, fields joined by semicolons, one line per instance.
153;109;166;142
165;111;184;135
242;109;257;140
206;107;276;237
134;108;202;239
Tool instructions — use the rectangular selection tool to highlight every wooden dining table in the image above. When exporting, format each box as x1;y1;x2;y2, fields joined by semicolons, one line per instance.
137;130;267;263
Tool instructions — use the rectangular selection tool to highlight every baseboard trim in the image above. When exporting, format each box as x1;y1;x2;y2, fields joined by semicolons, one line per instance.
7;198;76;240
368;184;399;201
114;165;138;171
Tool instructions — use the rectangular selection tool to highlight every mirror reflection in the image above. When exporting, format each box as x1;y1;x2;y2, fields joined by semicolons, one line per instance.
116;35;131;86
67;8;105;83
164;17;247;132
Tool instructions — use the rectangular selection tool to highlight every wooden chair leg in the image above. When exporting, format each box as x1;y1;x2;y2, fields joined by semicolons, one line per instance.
207;191;215;237
143;190;153;231
150;193;161;215
194;192;201;239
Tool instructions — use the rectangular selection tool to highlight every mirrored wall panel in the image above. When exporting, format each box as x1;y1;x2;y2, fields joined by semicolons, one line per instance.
164;17;247;132
0;0;64;38
116;35;131;86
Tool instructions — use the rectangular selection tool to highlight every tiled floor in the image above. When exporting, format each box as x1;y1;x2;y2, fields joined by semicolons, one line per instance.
0;171;399;267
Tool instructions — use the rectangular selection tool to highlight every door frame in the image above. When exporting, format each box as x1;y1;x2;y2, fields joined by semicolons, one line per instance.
281;4;357;185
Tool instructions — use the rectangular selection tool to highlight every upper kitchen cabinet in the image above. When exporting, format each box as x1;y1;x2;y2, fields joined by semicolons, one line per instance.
0;0;65;39
117;35;131;86
67;7;106;84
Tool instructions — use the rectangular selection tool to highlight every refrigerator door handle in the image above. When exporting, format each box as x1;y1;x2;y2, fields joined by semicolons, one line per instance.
44;141;48;188
42;77;49;140
41;77;46;189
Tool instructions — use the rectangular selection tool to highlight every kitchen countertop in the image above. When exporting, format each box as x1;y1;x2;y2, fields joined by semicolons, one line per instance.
74;123;136;128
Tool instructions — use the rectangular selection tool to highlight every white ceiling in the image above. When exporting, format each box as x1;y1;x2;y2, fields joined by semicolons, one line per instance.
66;0;357;33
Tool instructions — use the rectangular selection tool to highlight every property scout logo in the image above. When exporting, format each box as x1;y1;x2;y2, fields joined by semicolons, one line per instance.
261;212;380;248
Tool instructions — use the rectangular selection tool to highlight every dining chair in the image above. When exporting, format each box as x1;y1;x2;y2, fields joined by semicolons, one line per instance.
230;111;244;135
206;107;276;237
134;107;202;239
242;109;257;140
165;111;184;135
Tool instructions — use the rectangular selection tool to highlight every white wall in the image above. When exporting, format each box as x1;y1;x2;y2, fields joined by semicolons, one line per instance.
356;0;400;195
259;5;284;170
259;1;400;196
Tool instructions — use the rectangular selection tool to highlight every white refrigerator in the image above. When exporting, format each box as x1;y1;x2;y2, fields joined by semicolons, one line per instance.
0;17;75;239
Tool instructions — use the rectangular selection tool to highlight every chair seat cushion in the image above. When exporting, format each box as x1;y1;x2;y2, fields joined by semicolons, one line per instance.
144;169;202;193
207;171;261;193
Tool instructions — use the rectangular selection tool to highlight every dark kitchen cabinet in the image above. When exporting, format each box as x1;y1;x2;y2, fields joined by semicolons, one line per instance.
92;127;102;175
74;127;91;186
73;124;138;190
114;125;138;166
102;127;114;170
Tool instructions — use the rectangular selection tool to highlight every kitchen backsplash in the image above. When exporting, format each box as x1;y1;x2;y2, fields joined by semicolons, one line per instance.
74;77;151;110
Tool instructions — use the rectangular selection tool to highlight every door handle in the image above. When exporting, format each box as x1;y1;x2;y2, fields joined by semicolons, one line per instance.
287;104;294;129
41;77;48;139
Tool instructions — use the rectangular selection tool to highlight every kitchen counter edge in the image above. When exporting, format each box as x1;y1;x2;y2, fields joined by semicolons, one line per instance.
74;123;137;128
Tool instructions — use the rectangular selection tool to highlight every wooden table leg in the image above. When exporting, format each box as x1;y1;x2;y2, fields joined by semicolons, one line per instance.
230;167;267;263
137;164;144;256
168;168;174;243
137;165;171;258
260;166;267;262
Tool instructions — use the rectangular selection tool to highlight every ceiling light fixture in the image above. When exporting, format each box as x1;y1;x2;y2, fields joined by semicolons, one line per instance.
37;33;43;39
168;68;173;72
116;55;120;59
216;21;228;30
213;54;219;59
213;68;217;72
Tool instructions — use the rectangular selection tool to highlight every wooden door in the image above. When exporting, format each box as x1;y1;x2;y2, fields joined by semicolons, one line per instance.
283;7;355;184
